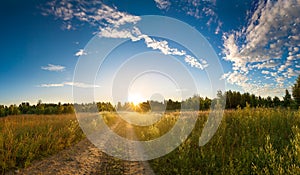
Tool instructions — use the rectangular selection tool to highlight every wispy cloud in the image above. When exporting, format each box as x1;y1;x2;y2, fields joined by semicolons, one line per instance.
283;68;300;79
222;71;248;88
261;70;270;75
154;0;171;10
43;0;208;70
42;1;140;30
39;82;100;88
98;26;208;69
40;83;64;87
155;0;222;34
75;49;87;56
222;0;300;95
64;82;100;88
41;64;66;72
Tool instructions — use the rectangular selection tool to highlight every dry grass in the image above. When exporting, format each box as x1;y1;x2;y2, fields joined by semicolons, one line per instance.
0;114;85;173
2;108;300;174
150;107;300;174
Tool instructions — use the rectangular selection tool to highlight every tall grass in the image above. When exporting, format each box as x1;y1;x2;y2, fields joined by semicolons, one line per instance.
0;114;85;173
100;108;300;173
149;107;300;174
2;108;300;174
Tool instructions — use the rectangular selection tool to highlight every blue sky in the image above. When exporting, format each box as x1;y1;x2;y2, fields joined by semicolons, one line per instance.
0;0;299;105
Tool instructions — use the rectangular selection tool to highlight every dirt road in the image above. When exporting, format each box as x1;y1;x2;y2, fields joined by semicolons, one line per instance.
15;138;155;175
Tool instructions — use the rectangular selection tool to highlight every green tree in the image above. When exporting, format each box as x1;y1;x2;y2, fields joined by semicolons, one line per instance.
0;105;6;117
283;89;292;108
8;104;20;115
292;75;300;107
64;105;74;114
266;96;273;107
250;94;258;107
273;96;281;107
203;97;211;110
57;102;64;114
225;90;233;109
19;102;30;114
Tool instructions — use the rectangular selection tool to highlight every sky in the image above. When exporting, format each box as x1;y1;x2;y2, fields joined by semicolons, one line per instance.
0;0;299;105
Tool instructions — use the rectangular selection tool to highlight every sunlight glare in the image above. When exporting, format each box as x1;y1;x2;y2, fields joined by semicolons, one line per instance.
128;93;144;105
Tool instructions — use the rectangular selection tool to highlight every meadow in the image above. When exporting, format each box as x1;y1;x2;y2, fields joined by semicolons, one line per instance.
0;114;85;173
149;107;300;174
1;107;300;174
79;107;300;174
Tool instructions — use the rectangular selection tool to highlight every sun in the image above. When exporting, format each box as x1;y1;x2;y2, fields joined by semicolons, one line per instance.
128;93;144;106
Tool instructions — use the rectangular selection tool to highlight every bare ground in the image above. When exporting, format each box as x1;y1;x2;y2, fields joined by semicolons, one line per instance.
11;138;155;175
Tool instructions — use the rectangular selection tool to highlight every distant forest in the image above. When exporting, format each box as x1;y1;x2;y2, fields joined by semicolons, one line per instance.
1;75;299;117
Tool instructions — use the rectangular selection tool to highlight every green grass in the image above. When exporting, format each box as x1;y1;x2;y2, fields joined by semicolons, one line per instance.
149;107;300;174
2;108;300;174
0;114;85;173
100;108;300;174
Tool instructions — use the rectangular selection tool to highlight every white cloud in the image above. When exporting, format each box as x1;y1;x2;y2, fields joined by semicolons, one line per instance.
94;4;141;27
99;26;142;42
215;21;222;34
95;6;208;70
184;55;208;70
41;64;66;72
43;0;209;71
39;82;100;88
278;65;286;72
99;27;208;69
222;0;300;95
42;1;140;30
283;68;300;78
223;0;300;62
294;47;299;52
152;0;221;35
251;60;279;69
222;33;247;71
142;35;186;56
154;0;171;10
270;72;277;77
40;83;64;87
276;76;285;85
64;82;100;88
75;49;87;56
252;84;287;98
222;71;248;88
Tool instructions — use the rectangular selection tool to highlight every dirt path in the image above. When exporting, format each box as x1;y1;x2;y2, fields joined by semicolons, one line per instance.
13;138;155;175
11;117;156;175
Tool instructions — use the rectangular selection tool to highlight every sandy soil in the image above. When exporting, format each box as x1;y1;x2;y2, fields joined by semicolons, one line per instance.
11;138;155;175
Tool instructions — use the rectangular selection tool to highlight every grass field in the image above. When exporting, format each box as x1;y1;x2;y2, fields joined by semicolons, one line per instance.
149;107;300;174
0;114;85;173
1;107;300;174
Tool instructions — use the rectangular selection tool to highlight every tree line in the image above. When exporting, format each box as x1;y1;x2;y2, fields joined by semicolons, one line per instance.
73;75;300;112
0;100;75;117
1;75;300;117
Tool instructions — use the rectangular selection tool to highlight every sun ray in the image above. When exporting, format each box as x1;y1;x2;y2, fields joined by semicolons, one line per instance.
128;93;144;106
